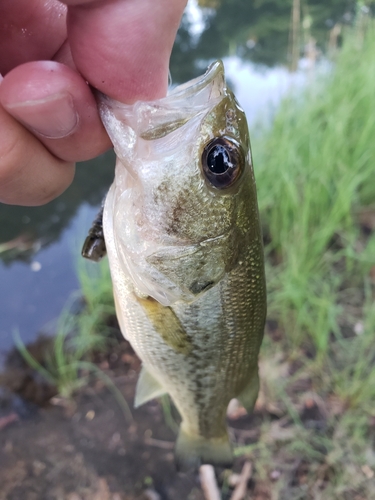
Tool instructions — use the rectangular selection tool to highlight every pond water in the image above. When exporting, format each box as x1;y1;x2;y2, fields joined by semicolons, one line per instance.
0;0;356;356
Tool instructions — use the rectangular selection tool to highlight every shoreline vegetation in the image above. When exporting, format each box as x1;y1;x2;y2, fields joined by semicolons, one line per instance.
9;18;375;500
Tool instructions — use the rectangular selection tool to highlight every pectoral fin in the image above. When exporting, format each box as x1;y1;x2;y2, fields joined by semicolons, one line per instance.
134;366;167;408
137;297;193;355
236;370;260;413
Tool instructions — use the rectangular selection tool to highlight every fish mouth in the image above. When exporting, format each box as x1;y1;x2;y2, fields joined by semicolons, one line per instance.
98;60;228;145
167;60;226;101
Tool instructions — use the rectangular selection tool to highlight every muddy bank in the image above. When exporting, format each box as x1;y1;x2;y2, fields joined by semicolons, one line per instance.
0;320;344;500
0;329;260;500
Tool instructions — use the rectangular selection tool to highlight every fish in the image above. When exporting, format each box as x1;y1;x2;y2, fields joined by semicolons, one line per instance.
82;61;266;470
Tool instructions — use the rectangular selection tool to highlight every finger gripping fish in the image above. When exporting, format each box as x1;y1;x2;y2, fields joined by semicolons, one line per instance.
83;61;266;470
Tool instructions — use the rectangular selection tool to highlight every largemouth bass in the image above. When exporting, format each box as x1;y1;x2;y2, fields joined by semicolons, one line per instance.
83;61;266;470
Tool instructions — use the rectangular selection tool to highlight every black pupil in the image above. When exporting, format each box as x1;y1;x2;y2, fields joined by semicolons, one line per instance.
207;145;232;174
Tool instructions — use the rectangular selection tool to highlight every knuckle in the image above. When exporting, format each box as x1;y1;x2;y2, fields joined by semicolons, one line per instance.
0;133;26;200
0;127;75;205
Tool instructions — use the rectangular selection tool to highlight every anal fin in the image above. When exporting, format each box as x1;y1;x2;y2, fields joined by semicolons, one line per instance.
134;366;167;408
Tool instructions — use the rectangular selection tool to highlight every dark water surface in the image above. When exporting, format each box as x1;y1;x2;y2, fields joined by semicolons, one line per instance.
0;153;115;356
0;0;359;354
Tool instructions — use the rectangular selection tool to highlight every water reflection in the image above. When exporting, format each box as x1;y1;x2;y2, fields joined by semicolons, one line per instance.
0;205;96;353
0;152;115;354
0;151;115;264
170;0;361;84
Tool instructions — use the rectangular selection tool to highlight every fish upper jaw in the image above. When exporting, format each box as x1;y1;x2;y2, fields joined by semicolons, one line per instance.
97;61;227;165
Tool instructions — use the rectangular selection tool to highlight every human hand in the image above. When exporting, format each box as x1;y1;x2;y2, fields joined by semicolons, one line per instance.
0;0;186;206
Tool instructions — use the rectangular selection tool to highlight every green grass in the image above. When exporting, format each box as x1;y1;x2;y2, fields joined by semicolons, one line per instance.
44;257;116;398
233;20;375;498
15;257;132;421
254;21;375;355
76;254;116;327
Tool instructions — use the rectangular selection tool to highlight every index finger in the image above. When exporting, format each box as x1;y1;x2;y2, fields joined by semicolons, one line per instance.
0;0;67;75
64;0;187;103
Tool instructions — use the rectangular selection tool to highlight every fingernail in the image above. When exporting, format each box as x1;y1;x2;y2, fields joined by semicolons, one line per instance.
5;92;79;139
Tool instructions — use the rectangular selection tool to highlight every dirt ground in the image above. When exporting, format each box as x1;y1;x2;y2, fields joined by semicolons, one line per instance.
0;332;263;500
2;320;356;500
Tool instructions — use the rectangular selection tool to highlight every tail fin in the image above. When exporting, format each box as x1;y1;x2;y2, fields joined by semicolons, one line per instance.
175;427;233;472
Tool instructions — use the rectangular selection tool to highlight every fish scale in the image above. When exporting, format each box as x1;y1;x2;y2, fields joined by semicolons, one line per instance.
83;60;266;470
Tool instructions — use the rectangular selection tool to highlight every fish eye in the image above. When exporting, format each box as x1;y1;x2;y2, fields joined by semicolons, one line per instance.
201;136;245;189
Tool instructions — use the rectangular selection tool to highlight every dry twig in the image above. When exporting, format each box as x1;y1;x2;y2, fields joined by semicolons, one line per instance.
199;465;221;500
230;461;252;500
144;437;174;449
0;413;19;430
